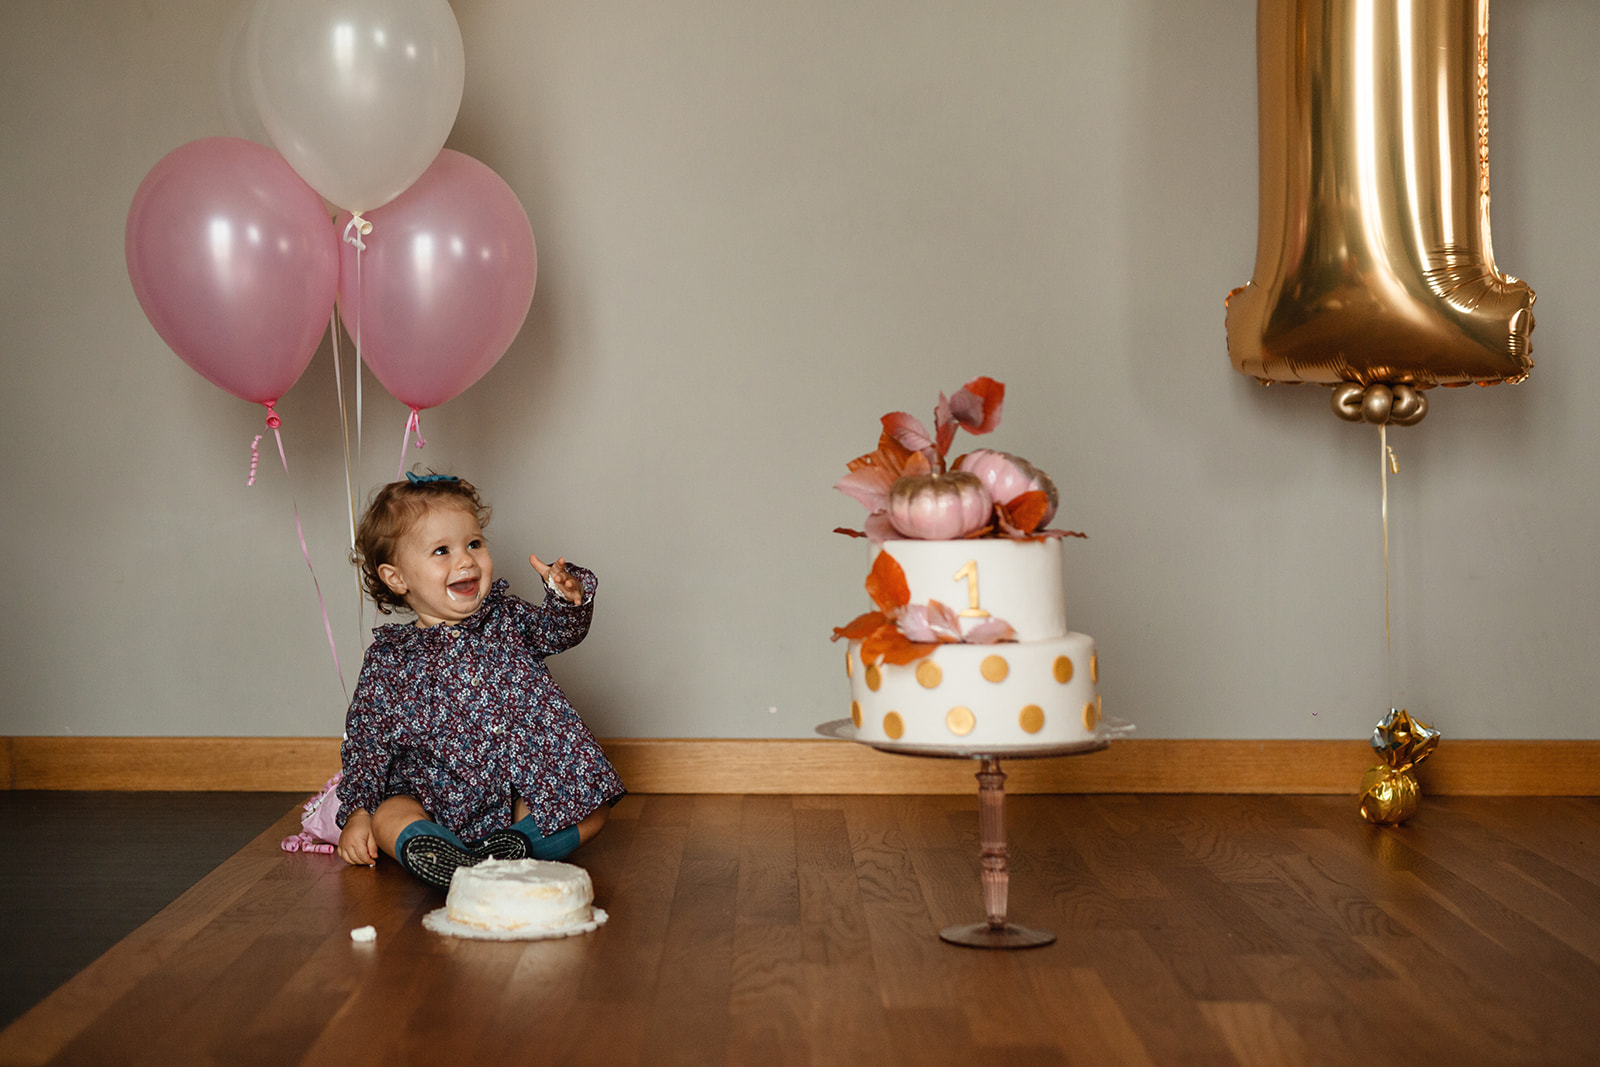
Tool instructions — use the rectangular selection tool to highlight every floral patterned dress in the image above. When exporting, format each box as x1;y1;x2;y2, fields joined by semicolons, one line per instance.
336;569;624;842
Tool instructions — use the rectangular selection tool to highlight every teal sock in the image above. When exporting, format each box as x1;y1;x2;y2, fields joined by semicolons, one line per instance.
520;818;581;860
394;819;482;889
483;817;581;861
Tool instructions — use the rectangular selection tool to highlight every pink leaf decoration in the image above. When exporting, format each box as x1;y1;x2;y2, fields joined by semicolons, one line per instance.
864;511;898;542
924;599;964;642
834;466;897;513
901;450;933;478
881;412;935;462
895;604;938;643
950;377;1004;434
948;389;983;430
964;617;1017;644
897;601;964;644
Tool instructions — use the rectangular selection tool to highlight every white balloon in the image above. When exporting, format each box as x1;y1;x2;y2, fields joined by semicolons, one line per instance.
216;0;274;146
246;0;465;214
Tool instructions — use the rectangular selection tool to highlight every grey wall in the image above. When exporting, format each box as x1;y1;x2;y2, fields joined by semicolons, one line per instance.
2;1;1595;741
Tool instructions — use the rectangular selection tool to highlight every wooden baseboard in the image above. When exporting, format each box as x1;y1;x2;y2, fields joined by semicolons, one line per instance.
3;736;1596;795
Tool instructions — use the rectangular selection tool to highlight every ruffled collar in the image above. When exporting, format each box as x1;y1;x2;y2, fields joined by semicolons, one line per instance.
371;578;510;650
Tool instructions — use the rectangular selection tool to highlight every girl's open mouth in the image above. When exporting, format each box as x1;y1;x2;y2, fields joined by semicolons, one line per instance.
447;577;480;600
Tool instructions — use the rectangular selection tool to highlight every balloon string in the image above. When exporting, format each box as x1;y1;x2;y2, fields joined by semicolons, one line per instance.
353;242;366;643
1380;425;1400;704
331;312;357;553
331;309;366;647
398;407;427;480
353;233;364;473
272;424;348;701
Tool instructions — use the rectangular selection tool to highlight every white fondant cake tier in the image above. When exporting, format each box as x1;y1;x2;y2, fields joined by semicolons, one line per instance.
441;858;594;933
847;633;1101;750
874;538;1065;641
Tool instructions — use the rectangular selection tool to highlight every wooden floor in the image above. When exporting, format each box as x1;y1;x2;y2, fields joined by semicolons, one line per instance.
2;792;1598;1066
0;792;307;1029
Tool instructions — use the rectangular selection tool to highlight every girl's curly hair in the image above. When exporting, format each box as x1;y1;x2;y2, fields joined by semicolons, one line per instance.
353;475;492;615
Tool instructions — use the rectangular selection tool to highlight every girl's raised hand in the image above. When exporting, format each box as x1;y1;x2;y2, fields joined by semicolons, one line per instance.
530;552;583;605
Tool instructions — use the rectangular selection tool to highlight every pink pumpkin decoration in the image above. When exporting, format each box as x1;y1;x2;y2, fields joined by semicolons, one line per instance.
955;449;1059;526
887;472;993;540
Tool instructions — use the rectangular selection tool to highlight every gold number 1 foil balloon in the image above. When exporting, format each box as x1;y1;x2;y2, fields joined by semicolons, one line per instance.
1227;0;1535;423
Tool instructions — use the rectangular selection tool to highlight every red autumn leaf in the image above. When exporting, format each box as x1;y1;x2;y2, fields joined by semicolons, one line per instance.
933;392;957;464
832;611;889;642
1007;490;1050;533
881;411;935;462
838;433;924;513
864;550;910;612
862;625;938;666
847;432;918;475
833;526;869;539
950;376;1005;434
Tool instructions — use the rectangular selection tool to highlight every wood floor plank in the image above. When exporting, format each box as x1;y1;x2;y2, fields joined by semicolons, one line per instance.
636;796;740;1066
1197;1000;1308;1067
1068;929;1240;1067
727;922;805;1066
1025;966;1156;1067
793;806;897;1066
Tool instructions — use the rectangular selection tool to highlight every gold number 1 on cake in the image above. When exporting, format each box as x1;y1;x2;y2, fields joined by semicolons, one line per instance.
952;560;989;618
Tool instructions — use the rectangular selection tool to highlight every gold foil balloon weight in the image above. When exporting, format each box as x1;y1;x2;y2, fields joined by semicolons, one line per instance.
1332;383;1428;427
1358;709;1441;826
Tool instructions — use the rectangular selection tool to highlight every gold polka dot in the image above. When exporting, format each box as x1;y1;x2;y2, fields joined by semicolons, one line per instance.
1083;701;1099;730
1053;656;1074;683
916;660;943;688
1097;693;1103;718
1019;705;1045;734
1091;652;1099;683
946;706;976;736
845;650;853;678
851;701;862;727
883;711;904;740
980;655;1009;682
864;664;882;692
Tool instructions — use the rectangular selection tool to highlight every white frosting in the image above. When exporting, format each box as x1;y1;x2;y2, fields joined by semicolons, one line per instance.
849;538;1100;750
873;538;1065;640
443;859;594;932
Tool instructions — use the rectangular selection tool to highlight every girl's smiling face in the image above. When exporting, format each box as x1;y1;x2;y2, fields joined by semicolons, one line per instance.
377;503;494;627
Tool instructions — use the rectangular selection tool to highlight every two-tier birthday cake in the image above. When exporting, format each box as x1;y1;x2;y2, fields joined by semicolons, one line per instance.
833;376;1103;751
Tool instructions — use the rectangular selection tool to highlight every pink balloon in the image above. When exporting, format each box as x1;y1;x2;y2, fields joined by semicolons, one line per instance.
337;150;537;411
125;137;338;406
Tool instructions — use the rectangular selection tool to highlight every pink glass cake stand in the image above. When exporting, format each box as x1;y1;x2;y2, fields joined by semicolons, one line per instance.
816;719;1109;949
